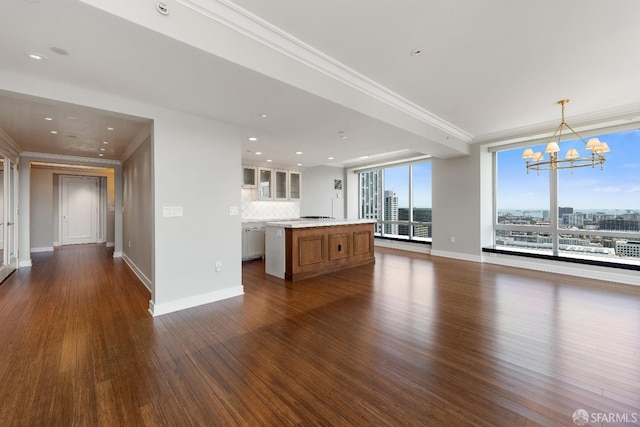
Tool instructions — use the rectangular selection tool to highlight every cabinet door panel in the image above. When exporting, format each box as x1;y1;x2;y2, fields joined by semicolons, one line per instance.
258;168;272;199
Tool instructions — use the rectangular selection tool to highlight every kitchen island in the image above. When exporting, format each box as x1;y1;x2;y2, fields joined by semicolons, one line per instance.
265;219;376;281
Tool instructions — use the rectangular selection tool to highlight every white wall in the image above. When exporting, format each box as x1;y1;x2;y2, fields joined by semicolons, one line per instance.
300;165;345;218
151;110;243;315
122;135;152;290
431;143;492;262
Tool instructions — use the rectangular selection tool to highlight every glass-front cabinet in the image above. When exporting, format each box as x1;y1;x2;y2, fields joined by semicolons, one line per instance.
243;165;301;200
258;167;272;199
274;170;288;200
289;171;301;200
242;165;257;188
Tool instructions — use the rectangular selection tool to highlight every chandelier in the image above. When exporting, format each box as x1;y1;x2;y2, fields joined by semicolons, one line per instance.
522;99;610;173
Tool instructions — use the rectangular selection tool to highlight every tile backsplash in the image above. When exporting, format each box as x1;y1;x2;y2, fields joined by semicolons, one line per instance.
241;189;300;220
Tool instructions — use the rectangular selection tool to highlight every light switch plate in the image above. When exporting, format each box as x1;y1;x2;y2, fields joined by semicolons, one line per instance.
229;206;239;216
163;206;183;217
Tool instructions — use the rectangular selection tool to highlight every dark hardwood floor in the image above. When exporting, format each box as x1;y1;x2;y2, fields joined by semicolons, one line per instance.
0;244;638;426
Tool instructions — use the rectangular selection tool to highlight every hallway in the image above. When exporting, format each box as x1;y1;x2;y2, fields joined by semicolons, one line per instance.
0;245;638;425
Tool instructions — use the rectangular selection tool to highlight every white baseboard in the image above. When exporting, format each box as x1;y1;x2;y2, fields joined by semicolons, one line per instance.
53;241;61;247
19;259;33;268
149;286;244;317
106;241;115;247
31;247;54;253
112;251;123;258
431;249;483;263
122;253;152;292
483;252;640;287
374;239;431;254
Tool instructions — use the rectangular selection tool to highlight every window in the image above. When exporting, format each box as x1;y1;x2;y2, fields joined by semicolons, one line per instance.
359;161;432;242
495;129;640;266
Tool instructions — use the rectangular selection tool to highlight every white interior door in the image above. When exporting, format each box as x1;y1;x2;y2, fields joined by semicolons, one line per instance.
61;176;99;245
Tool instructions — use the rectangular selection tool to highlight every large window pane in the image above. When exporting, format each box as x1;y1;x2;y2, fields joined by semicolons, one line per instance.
496;145;550;225
358;161;432;242
494;128;640;266
384;165;409;238
412;162;432;240
557;129;640;262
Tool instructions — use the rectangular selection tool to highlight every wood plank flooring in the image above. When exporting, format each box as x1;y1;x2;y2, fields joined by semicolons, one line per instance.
0;244;638;426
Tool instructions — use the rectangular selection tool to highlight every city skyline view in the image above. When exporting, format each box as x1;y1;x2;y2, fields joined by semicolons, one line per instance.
383;162;432;209
497;129;640;211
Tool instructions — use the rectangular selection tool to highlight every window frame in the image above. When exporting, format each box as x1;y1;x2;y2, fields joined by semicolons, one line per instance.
492;127;640;267
358;160;432;243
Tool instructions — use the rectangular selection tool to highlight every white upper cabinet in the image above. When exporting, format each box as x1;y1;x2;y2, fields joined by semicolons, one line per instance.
244;165;300;200
274;170;288;200
289;171;301;200
242;165;257;188
258;167;273;199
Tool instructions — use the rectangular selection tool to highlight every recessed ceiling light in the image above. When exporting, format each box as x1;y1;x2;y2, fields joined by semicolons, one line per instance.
260;114;268;118
297;163;303;166
410;49;424;56
295;151;302;155
328;157;335;160
50;130;58;134
44;117;52;121
267;159;273;162
100;148;106;151
65;115;77;120
98;154;104;157
248;137;258;141
255;152;262;155
107;127;114;131
103;141;109;144
25;51;48;61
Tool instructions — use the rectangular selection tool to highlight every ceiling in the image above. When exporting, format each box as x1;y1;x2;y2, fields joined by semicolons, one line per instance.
1;0;640;169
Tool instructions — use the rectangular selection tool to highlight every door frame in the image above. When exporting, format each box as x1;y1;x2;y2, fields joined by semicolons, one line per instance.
0;158;18;283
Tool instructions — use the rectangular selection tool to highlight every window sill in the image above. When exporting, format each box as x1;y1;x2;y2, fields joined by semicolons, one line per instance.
482;246;640;271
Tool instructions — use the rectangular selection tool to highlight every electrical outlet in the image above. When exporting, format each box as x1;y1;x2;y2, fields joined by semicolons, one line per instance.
450;236;455;243
215;261;222;272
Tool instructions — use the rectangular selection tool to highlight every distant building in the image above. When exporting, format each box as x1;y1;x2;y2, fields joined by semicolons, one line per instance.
398;207;432;238
615;240;640;257
559;207;574;216
384;190;398;235
360;171;381;233
599;218;640;232
562;212;584;228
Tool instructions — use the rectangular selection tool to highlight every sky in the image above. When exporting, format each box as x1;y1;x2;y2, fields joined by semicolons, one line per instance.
377;129;639;212
497;129;640;211
384;162;431;209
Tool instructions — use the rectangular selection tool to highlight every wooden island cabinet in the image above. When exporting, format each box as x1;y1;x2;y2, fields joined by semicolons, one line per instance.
265;219;375;281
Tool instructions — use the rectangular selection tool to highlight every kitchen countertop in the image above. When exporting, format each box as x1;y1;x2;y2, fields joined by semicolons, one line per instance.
265;218;376;229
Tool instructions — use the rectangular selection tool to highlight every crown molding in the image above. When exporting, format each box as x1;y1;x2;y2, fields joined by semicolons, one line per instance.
176;0;472;143
475;102;640;146
0;126;23;162
21;151;121;167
